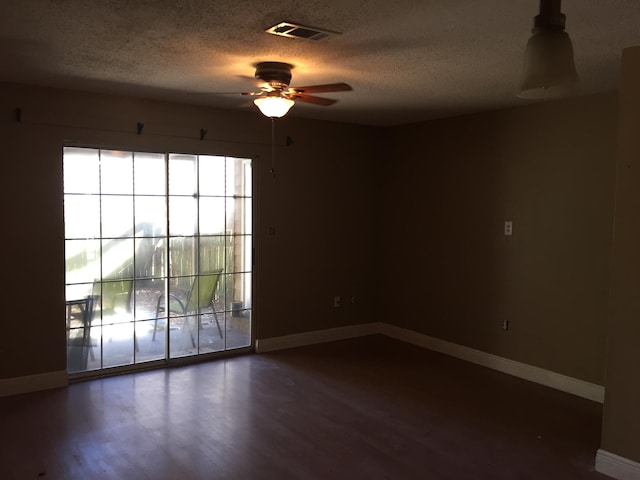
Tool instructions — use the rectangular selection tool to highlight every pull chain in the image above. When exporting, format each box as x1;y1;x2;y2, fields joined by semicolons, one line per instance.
270;117;276;179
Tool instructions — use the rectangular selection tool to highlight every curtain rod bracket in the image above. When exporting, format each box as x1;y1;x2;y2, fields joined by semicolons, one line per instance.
137;122;144;135
200;128;207;141
15;108;22;123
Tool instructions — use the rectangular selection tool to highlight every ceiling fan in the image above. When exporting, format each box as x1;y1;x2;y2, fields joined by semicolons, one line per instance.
242;61;352;117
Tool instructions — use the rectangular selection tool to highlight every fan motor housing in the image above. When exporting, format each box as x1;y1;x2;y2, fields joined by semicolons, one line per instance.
255;62;293;87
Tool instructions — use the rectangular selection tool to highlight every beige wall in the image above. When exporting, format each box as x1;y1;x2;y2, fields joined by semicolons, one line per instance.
383;94;618;385
0;82;382;379
0;82;621;395
601;46;640;463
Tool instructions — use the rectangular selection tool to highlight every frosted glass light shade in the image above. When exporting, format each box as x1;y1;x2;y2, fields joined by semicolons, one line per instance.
518;28;578;99
254;97;295;118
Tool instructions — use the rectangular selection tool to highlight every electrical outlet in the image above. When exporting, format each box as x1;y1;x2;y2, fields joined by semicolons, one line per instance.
504;221;513;236
502;319;509;331
334;296;341;308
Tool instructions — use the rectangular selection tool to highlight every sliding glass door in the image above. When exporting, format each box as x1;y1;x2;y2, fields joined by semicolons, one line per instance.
64;147;252;374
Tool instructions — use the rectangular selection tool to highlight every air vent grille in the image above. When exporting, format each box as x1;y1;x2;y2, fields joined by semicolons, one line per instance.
265;22;339;41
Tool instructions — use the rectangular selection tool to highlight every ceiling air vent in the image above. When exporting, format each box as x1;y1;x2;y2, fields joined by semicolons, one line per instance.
265;22;340;41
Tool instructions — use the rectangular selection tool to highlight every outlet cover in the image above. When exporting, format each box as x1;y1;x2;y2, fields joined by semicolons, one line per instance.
504;221;513;236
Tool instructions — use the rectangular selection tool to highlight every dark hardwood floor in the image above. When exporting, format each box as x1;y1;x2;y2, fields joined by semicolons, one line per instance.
0;335;608;479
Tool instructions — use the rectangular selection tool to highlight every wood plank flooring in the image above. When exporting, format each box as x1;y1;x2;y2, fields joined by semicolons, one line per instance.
0;335;608;479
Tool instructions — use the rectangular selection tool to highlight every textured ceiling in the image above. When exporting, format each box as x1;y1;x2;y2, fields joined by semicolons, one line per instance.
1;0;639;126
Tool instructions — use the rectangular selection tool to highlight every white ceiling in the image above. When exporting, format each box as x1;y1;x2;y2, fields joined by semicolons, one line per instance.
1;0;639;126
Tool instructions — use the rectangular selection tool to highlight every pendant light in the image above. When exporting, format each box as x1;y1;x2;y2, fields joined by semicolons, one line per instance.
517;0;578;99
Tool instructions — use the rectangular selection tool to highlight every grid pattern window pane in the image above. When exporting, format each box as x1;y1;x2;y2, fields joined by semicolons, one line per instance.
64;147;252;374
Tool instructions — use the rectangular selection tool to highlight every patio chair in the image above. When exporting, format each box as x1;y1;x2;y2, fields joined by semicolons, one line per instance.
67;279;136;370
97;279;134;318
66;294;99;372
94;279;137;350
153;270;224;344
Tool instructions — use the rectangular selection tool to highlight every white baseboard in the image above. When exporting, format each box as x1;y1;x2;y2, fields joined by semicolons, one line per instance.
596;449;640;479
256;322;604;403
3;322;604;404
0;370;68;397
255;322;381;353
379;324;605;403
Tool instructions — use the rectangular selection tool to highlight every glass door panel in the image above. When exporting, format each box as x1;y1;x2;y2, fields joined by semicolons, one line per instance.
64;147;252;374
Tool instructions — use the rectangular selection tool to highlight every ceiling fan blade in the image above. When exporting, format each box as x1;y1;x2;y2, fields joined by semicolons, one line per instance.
290;94;338;106
189;91;238;95
290;83;352;94
188;90;263;97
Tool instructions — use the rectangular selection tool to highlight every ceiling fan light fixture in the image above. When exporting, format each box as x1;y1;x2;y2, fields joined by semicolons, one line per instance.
517;0;578;99
254;96;295;118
